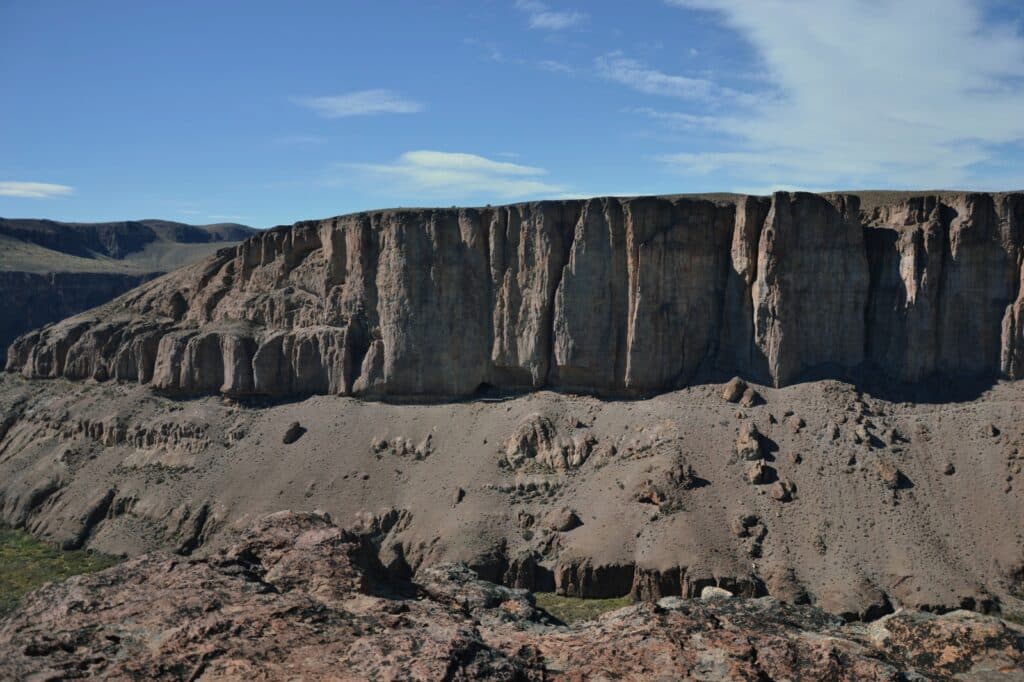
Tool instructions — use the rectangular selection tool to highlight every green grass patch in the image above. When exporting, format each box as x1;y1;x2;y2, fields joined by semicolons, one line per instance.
0;525;119;618
533;592;633;624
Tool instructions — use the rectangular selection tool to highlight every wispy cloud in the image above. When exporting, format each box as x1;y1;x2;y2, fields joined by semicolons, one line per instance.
538;59;575;74
515;0;587;30
596;52;729;101
293;89;423;118
273;134;326;147
464;37;510;63
0;181;74;198
632;107;724;130
344;150;566;200
661;0;1024;189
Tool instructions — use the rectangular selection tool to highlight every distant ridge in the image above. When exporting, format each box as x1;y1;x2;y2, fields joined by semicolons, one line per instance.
0;217;256;350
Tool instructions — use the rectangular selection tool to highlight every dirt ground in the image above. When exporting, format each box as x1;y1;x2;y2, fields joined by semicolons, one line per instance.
1;372;1021;620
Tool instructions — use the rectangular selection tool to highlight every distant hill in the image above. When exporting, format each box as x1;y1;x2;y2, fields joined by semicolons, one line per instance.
0;217;257;351
0;218;256;275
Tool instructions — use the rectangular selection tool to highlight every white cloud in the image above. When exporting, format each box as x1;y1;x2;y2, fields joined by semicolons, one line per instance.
0;182;74;198
596;52;741;102
538;59;575;74
515;0;587;30
346;150;566;200
293;90;423;118
661;0;1024;188
633;107;724;130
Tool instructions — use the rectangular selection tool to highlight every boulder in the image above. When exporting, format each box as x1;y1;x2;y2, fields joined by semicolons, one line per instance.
722;377;747;403
736;422;762;460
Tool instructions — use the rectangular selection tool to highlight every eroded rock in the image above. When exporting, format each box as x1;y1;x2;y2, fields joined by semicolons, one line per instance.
2;511;1022;681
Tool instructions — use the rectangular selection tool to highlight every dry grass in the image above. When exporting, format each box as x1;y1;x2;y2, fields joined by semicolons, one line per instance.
0;525;119;618
533;592;633;624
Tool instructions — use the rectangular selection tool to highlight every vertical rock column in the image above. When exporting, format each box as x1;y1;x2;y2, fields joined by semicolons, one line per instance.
621;197;735;392
753;193;870;386
550;198;629;391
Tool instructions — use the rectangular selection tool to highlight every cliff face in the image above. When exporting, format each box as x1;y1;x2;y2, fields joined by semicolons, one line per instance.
7;191;1024;398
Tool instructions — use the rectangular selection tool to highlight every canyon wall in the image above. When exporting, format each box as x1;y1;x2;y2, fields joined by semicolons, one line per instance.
6;191;1024;398
0;271;155;353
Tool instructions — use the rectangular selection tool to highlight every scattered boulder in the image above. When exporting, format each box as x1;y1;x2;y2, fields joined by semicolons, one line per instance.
787;415;805;433
722;377;747;403
736;422;762;461
854;424;871;444
943;463;956;476
700;586;734;601
516;510;535;529
744;460;766;485
504;414;594;471
982;423;1000;437
634;459;702;511
282;421;305;444
875;458;903;490
546;507;583;532
451;487;465;507
770;479;797;502
730;513;761;538
739;387;762;408
372;435;434;460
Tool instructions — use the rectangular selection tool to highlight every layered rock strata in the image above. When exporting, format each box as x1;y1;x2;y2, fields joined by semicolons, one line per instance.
8;191;1024;398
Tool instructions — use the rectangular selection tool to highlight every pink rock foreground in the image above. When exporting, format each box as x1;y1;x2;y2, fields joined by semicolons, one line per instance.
1;511;1021;680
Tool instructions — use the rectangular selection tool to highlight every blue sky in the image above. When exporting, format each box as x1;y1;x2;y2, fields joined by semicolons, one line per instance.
2;0;1024;227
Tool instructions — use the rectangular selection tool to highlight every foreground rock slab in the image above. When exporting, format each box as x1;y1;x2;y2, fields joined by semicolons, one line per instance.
1;511;1021;681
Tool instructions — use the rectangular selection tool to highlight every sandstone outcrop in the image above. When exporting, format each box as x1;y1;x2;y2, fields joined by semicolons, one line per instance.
2;511;1022;680
6;191;1024;399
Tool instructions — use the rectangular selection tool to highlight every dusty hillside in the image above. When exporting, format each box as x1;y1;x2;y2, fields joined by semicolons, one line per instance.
0;370;1020;621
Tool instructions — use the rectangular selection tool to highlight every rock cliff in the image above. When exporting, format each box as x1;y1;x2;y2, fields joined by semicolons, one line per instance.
7;191;1024;398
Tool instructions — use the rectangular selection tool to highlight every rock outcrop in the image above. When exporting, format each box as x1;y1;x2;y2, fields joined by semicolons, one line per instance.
2;511;1022;680
7;191;1024;398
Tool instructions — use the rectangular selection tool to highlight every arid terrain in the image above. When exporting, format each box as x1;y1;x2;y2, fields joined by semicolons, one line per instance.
1;191;1023;679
